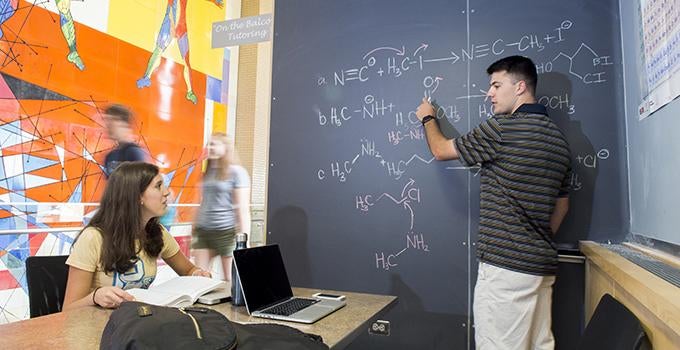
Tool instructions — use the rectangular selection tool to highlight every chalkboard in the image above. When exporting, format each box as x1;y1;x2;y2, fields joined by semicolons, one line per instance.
267;1;626;348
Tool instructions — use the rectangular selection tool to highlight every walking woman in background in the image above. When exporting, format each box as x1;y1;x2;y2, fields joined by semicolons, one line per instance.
63;162;210;310
192;133;251;281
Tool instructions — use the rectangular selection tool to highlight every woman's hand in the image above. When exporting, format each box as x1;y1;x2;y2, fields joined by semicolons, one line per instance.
93;286;135;308
191;268;212;278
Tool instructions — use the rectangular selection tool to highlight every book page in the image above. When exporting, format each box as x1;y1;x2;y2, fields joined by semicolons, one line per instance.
151;276;225;303
127;288;189;307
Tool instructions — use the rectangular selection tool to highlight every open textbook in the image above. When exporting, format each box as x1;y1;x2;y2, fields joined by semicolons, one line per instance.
127;276;227;307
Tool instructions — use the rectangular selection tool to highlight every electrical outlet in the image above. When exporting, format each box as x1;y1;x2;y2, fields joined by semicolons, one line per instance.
368;320;390;336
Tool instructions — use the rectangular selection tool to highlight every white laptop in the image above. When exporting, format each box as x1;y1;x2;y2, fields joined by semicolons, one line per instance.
233;244;345;323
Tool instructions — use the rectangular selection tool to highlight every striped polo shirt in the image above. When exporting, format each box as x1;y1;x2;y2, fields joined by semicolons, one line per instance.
454;103;572;276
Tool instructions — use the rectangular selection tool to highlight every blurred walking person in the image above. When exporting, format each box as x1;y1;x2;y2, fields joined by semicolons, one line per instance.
191;133;251;281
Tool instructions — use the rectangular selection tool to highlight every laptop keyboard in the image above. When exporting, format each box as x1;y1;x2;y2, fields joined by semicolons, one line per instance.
262;298;319;316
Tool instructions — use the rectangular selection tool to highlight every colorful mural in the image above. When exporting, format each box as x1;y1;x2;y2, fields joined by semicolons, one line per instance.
136;0;224;104
0;0;227;322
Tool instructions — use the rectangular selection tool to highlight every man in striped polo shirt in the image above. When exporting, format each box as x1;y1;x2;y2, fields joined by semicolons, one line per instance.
416;55;572;350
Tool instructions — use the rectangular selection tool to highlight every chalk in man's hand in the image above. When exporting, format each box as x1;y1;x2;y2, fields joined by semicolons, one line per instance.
427;96;432;102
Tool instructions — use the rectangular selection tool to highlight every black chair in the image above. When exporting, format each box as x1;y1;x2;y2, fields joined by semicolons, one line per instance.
577;293;651;350
25;255;70;318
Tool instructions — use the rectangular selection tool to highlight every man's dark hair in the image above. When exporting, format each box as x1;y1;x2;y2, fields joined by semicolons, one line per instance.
104;104;133;124
486;55;538;94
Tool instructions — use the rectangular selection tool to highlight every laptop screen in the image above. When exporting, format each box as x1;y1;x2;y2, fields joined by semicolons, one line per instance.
233;244;294;312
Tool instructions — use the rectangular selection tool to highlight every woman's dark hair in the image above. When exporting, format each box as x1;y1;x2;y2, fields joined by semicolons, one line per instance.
77;161;164;274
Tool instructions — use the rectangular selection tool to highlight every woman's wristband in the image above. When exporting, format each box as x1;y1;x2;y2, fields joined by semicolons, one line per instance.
92;287;102;307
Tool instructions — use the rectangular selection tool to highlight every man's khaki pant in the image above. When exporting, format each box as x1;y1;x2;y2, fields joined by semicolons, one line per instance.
473;262;556;350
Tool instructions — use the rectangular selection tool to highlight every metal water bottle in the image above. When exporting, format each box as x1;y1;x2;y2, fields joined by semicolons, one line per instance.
231;233;248;306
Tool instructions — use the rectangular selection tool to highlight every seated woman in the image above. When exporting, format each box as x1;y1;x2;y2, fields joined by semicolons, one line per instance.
63;162;210;310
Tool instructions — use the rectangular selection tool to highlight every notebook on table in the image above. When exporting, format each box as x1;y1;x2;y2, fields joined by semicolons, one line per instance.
233;244;346;324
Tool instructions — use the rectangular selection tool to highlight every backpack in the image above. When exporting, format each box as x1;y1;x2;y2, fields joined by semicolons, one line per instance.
232;323;328;349
100;301;329;350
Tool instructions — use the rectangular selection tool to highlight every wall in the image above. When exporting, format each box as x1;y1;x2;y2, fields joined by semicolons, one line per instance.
0;0;228;323
621;0;680;247
231;0;273;246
